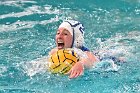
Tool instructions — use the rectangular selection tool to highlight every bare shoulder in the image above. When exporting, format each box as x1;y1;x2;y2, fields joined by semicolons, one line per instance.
85;51;99;62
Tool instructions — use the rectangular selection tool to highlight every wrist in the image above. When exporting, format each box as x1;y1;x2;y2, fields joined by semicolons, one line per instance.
79;61;85;69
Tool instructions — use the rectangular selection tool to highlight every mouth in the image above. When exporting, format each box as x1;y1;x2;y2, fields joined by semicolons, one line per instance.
57;40;64;49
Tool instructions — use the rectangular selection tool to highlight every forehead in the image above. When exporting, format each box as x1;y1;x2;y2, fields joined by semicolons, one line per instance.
57;27;70;33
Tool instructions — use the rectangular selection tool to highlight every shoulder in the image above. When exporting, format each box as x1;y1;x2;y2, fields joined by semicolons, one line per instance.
79;46;99;62
85;51;99;62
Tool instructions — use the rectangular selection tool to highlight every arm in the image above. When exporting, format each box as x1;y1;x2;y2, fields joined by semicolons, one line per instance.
81;51;99;68
67;51;99;78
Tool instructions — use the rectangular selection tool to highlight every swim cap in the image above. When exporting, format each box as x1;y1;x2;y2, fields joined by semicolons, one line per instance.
58;20;85;48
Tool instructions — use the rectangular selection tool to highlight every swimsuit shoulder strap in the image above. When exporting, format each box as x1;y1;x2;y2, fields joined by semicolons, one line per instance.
80;46;90;51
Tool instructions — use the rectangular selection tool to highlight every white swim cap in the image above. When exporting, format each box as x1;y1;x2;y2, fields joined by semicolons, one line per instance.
58;20;85;48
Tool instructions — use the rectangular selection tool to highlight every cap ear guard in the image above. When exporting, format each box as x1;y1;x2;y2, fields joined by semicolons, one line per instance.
64;20;85;48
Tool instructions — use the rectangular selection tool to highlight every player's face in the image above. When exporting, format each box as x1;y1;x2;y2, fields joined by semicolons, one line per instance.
55;27;73;49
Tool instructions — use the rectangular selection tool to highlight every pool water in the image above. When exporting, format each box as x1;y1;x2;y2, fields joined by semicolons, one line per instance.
0;0;140;93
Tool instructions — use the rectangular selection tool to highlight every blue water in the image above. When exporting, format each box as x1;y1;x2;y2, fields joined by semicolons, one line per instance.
0;0;140;93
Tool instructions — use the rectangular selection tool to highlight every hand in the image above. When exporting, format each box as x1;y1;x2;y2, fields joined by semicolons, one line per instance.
66;62;84;79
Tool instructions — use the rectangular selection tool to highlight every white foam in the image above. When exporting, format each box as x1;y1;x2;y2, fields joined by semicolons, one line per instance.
0;3;60;32
0;0;36;7
0;4;59;19
21;56;48;77
73;48;88;59
0;17;59;32
0;65;7;76
93;59;120;72
96;31;140;58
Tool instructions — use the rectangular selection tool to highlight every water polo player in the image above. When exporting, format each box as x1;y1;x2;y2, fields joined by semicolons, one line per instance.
49;20;99;79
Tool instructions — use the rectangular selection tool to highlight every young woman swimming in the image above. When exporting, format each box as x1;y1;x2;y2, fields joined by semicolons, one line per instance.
49;20;99;78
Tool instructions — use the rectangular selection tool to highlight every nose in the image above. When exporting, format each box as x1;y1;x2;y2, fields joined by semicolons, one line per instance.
57;33;63;38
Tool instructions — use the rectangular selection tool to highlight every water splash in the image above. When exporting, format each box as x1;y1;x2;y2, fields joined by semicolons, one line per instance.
0;65;7;76
93;59;120;72
21;56;48;77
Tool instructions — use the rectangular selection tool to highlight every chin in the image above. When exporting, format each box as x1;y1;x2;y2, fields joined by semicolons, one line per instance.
57;47;64;50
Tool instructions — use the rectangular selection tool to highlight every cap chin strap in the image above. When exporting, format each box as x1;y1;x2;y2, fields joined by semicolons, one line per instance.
71;28;75;48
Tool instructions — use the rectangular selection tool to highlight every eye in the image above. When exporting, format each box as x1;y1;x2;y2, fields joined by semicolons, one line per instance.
64;33;68;35
56;32;60;35
63;31;69;35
